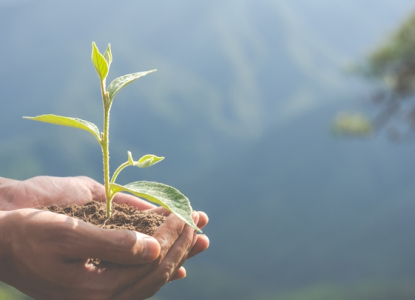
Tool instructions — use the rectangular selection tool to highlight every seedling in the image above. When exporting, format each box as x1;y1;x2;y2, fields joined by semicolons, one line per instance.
24;42;200;232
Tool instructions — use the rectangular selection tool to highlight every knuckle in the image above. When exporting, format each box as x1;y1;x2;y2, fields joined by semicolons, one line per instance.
184;231;194;247
159;264;175;284
160;271;171;284
149;266;173;289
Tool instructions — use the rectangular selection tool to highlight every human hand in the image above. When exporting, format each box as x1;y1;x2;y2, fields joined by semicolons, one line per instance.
0;176;209;299
0;175;159;211
0;175;209;265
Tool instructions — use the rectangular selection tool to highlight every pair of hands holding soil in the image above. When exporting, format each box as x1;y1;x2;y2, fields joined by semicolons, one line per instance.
0;176;209;300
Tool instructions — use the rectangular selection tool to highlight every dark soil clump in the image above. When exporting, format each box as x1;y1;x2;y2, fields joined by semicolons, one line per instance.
42;201;166;236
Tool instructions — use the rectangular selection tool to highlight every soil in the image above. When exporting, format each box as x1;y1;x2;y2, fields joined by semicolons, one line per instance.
41;201;167;266
42;200;166;236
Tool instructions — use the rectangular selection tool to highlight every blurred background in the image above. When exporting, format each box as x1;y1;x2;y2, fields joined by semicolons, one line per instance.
2;0;415;299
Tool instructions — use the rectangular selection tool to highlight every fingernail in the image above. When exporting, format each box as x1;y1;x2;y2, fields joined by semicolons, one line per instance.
141;236;160;262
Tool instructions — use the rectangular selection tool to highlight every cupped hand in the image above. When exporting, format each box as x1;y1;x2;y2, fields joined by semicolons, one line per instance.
0;175;157;210
0;176;209;300
0;175;209;265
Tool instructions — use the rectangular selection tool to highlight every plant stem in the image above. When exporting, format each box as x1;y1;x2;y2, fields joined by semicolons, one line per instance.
100;80;112;218
111;161;129;184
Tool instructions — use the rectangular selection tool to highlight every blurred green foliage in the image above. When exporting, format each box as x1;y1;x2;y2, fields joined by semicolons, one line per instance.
332;112;373;136
337;10;415;138
362;12;415;96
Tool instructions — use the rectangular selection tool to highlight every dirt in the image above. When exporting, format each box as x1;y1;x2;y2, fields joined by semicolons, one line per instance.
42;200;166;236
41;201;167;266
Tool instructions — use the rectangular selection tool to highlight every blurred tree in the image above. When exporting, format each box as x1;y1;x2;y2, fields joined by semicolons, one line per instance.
334;11;415;140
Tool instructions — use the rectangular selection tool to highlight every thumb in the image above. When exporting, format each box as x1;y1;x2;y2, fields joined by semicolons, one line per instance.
66;220;160;265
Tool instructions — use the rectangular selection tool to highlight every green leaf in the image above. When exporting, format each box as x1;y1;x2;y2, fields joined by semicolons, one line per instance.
136;154;164;168
104;43;112;66
91;42;109;80
127;151;164;168
110;181;201;232
107;70;157;102
23;114;101;143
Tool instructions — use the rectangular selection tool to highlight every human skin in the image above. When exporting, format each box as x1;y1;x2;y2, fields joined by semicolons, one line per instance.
0;176;209;300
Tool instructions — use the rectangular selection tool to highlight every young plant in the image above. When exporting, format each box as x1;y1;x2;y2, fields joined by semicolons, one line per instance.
24;42;200;232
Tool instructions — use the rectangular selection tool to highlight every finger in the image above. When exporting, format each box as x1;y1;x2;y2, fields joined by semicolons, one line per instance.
101;262;186;293
170;266;186;281
112;193;156;210
166;225;198;281
146;218;197;285
74;176;106;203
96;212;188;292
188;234;210;259
113;217;197;300
146;209;207;224
196;211;209;229
159;214;199;283
147;206;171;216
65;219;160;265
108;214;189;300
151;213;186;262
148;213;199;282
